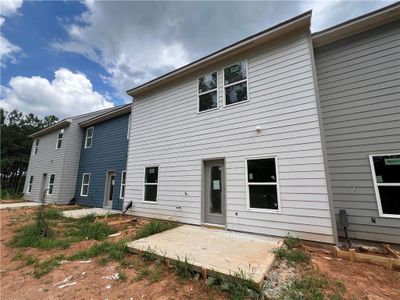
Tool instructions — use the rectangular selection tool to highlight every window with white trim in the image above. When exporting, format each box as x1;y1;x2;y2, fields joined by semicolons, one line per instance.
369;154;400;217
80;173;91;197
224;61;248;105
246;158;279;210
47;174;55;195
84;127;94;148
27;176;34;193
34;139;40;155
144;167;158;202
198;72;218;112
120;171;126;199
56;129;64;149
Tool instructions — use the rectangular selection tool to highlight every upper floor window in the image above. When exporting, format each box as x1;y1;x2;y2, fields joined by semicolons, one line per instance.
34;139;40;155
56;129;64;149
198;72;218;112
27;176;34;193
369;154;400;218
224;61;248;106
246;157;280;211
84;127;94;149
47;174;55;195
120;171;126;199
144;166;158;202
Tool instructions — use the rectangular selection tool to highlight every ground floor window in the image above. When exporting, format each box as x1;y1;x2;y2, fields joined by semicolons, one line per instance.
246;157;279;211
47;174;55;195
27;176;34;193
144;166;158;202
120;171;126;199
369;153;400;217
80;173;91;197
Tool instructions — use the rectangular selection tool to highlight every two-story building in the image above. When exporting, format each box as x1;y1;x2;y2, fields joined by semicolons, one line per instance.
74;104;131;210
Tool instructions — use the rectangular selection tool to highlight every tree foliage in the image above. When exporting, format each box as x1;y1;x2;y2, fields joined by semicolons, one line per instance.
1;109;59;194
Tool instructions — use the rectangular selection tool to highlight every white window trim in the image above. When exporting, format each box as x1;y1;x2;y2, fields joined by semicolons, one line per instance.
245;156;281;213
47;174;55;195
84;126;94;149
33;139;39;155
56;128;64;149
223;60;250;107
369;153;400;219
27;176;34;193
120;170;126;199
143;166;159;203
80;173;91;197
197;71;219;113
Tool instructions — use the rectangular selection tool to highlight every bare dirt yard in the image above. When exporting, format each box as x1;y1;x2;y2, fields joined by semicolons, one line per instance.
1;206;399;300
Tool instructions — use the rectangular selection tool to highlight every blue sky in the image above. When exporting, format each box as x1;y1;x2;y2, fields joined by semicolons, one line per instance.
0;0;396;118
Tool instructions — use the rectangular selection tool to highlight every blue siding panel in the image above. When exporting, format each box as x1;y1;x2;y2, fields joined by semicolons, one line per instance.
74;113;130;210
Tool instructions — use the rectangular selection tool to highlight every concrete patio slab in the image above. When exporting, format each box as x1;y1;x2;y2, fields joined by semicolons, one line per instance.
62;207;120;219
0;202;41;210
128;225;282;283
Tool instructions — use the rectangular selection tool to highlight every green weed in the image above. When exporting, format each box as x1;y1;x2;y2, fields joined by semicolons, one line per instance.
134;220;178;239
43;208;63;220
118;271;128;282
173;255;195;280
33;256;64;278
135;267;150;281
68;239;129;261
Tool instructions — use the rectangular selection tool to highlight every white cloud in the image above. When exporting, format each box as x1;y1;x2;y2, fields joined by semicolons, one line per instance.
0;0;24;67
0;68;114;118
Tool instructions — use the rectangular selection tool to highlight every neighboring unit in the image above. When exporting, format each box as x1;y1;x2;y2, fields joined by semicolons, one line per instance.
24;108;117;204
124;12;337;243
313;4;400;243
74;104;131;210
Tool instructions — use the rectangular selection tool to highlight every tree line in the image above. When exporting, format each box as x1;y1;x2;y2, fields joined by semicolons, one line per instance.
1;109;59;194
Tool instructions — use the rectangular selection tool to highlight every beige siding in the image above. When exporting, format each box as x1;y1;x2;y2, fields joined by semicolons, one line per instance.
125;30;335;243
315;21;400;244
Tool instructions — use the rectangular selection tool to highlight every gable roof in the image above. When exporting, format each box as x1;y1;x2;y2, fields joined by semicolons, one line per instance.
126;11;312;97
312;2;400;47
79;104;131;128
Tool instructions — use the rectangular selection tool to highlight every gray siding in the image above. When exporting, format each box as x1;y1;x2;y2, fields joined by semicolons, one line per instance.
125;30;335;243
315;21;400;244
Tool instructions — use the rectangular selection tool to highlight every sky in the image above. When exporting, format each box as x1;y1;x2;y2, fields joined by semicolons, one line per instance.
0;0;396;119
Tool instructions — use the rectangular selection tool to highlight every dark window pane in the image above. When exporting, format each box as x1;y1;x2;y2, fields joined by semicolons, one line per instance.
248;159;276;182
225;82;247;105
199;72;217;94
48;185;54;195
249;185;278;209
121;185;125;198
199;91;217;112
378;186;400;215
30;176;34;183
145;167;158;183
373;155;400;183
209;166;222;214
83;174;90;184
145;185;157;201
82;185;89;196
224;61;247;85
49;175;55;184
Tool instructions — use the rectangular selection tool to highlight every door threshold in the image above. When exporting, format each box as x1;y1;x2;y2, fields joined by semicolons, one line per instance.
201;223;226;230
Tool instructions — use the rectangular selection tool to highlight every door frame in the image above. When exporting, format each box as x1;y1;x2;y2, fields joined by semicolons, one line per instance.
201;158;227;227
103;170;116;208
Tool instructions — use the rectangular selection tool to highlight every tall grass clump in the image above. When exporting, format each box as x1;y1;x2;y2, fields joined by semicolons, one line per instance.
134;220;179;239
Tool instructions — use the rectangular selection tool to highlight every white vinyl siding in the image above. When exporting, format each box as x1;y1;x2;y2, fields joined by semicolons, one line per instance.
80;173;90;197
85;127;94;149
125;31;334;243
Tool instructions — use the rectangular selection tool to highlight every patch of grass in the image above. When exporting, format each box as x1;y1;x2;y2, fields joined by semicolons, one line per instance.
118;271;128;282
277;271;345;300
68;239;129;261
9;224;70;249
1;188;22;200
150;266;162;283
273;235;310;265
135;267;150;281
284;235;301;250
173;255;195;280
76;214;96;224
134;220;179;240
43;208;63;220
33;256;64;278
75;222;116;241
12;252;39;267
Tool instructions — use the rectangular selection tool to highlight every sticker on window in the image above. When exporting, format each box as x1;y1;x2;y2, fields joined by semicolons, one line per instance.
385;158;400;165
213;180;220;190
376;175;383;183
149;168;155;173
249;173;253;180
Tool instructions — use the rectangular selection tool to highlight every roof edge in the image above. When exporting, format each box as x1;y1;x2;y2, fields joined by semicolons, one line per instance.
127;10;312;97
79;104;132;128
29;120;71;139
313;2;400;47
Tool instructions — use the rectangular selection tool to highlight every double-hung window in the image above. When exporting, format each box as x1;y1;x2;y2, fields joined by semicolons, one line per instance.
144;166;158;202
56;129;64;149
80;173;91;197
224;61;248;105
369;154;400;217
34;139;40;155
198;72;218;112
27;176;34;193
85;127;94;148
120;171;126;199
246;157;280;211
47;174;55;195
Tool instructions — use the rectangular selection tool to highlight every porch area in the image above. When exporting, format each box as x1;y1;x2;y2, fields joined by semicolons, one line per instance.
128;225;282;284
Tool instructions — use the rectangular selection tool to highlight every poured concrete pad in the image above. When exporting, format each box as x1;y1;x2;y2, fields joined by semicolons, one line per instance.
62;207;119;219
0;202;41;209
128;225;281;283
